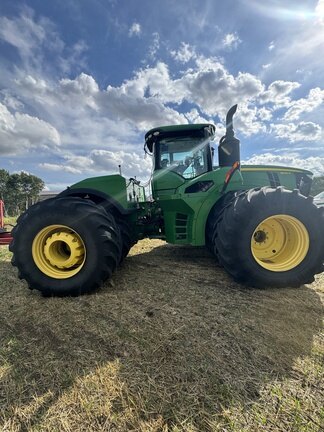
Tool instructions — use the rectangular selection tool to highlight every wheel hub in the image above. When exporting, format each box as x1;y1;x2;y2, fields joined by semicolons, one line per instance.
44;231;84;269
32;225;86;279
251;215;309;272
253;230;267;243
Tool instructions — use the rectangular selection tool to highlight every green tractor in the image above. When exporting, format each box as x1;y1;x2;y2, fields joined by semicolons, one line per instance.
10;105;324;296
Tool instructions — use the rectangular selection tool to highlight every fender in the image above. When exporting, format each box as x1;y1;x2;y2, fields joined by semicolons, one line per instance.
57;187;135;215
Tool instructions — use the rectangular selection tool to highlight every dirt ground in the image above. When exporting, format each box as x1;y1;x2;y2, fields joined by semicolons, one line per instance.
0;239;323;431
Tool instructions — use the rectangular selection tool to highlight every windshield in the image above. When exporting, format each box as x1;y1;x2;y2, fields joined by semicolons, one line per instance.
158;136;210;179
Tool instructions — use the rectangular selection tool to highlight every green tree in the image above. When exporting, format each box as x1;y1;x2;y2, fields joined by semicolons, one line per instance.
5;174;23;216
0;169;45;216
0;169;9;201
19;172;45;209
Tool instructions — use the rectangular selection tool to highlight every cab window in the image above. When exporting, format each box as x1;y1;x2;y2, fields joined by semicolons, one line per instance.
159;138;209;179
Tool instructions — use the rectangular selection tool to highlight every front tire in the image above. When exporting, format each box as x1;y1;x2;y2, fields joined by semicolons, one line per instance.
212;187;324;288
10;197;122;296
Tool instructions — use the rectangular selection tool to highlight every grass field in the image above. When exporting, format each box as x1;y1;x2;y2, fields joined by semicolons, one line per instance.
0;239;323;431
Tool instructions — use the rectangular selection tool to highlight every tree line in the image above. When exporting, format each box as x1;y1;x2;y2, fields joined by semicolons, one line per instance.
0;169;44;216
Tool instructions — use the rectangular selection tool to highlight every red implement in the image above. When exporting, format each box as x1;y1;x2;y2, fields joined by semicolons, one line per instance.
0;200;4;229
0;231;12;246
0;200;13;246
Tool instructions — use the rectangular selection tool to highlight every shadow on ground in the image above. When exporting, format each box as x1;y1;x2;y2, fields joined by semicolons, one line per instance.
0;241;323;431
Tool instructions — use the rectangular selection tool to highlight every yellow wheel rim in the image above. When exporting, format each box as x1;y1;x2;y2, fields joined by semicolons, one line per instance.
32;225;86;279
251;215;309;272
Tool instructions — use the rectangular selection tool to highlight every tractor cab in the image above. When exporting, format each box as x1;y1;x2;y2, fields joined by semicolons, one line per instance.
145;124;216;196
144;105;241;198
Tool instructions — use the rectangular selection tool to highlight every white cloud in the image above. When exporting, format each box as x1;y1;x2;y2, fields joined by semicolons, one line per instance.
315;0;324;23
103;85;187;130
59;73;99;110
12;71;151;146
185;62;263;118
15;74;48;94
129;22;141;37
270;121;322;142
1;93;24;110
60;73;99;96
104;57;266;133
258;107;272;121
148;32;160;60
0;9;47;64
284;87;324;120
40;150;152;180
171;42;196;63
222;33;242;50
259;80;301;105
90;150;152;178
8;57;263;141
243;153;324;176
115;56;265;122
0;8;86;75
0;102;60;155
59;40;88;74
3;61;320;157
234;105;266;136
0;54;290;171
268;41;275;51
184;108;209;124
42;182;68;192
40;162;81;175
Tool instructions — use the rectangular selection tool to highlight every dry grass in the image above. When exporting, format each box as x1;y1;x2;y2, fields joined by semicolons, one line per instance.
0;239;323;431
2;216;16;226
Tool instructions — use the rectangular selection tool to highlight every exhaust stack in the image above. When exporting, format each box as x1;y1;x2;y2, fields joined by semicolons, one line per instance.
218;104;241;167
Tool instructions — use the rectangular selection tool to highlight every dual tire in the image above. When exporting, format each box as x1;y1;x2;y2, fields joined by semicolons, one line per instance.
10;197;127;296
209;187;324;287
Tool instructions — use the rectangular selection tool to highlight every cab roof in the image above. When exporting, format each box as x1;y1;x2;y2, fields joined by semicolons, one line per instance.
145;123;215;153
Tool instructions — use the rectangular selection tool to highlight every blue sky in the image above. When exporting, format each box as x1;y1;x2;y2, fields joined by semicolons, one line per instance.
0;0;323;190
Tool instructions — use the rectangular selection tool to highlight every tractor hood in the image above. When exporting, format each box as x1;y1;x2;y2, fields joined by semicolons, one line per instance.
239;164;313;196
240;165;313;175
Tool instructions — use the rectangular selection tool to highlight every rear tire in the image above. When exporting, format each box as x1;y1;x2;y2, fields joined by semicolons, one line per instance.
212;187;324;288
10;197;122;296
